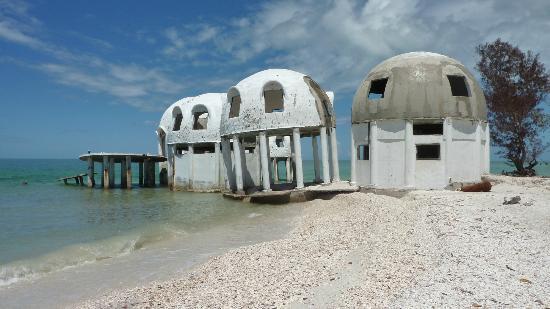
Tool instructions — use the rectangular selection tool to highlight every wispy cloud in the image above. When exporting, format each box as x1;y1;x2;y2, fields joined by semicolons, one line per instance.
0;0;183;111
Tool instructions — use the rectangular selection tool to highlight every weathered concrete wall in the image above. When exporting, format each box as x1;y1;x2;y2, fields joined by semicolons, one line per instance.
352;118;485;189
173;152;224;191
352;52;487;123
220;69;335;137
268;136;291;158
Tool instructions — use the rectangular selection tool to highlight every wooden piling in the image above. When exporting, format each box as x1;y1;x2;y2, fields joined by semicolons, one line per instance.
139;162;144;186
103;156;109;189
87;157;95;187
126;156;132;189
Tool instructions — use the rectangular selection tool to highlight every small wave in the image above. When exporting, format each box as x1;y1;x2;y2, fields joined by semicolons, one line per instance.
0;224;187;287
247;213;263;218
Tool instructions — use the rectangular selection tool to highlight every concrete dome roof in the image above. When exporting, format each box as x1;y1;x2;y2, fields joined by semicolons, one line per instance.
220;69;335;136
159;93;225;144
352;52;487;123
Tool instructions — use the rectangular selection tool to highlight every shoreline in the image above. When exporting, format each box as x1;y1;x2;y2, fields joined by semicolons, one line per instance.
76;175;550;308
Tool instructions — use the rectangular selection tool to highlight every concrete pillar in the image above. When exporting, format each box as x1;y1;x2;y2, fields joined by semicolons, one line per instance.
292;128;304;189
126;156;132;189
285;157;291;182
232;135;244;193
475;121;482;179
121;159;127;188
101;156;111;189
312;135;321;183
330;127;340;182
109;158;115;188
188;144;194;189
444;118;453;183
484;122;491;174
148;161;156;187
350;130;357;185
404;120;415;187
138;162;144;187
320;127;330;184
87;157;95;188
259;131;271;192
143;160;149;187
214;142;221;187
166;145;174;189
369;121;378;186
221;138;233;190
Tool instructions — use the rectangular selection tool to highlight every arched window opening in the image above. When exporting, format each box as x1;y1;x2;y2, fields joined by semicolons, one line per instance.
192;105;209;130
228;88;241;118
157;128;167;156
172;107;183;131
263;81;284;113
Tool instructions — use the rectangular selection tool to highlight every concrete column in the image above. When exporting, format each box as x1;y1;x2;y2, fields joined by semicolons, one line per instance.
404;120;415;187
285;157;291;182
369;121;378;186
167;145;174;189
101;156;111;189
138;162;144;186
312;135;321;183
143;160;149;187
320;126;330;184
444;118;453;183
125;156;132;189
475;121;482;178
221;138;233;190
232;135;244;193
350;130;357;185
121;159;127;188
109;158;115;188
330;127;340;182
292;128;304;189
148;161;156;187
484;122;491;174
87;157;95;188
214;142;221;187
188;144;194;189
259;131;271;191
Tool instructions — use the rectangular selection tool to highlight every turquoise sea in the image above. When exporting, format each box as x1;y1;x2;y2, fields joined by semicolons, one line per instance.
0;158;548;306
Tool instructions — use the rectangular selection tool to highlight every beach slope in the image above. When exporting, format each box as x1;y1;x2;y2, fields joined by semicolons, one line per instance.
77;175;550;308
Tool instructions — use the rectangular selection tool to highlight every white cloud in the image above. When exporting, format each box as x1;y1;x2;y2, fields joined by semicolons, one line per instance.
207;0;550;93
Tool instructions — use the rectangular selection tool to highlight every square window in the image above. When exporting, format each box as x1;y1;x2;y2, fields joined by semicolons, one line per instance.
368;78;388;100
447;75;469;97
413;123;443;135
357;145;369;160
416;144;440;160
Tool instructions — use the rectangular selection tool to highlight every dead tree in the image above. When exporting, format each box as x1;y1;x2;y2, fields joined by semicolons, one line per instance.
476;39;550;176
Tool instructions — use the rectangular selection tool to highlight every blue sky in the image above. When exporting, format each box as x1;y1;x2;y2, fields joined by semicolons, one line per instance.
0;0;549;160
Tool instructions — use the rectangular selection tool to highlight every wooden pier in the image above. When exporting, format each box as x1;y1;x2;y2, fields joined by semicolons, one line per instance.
58;173;88;185
78;153;166;189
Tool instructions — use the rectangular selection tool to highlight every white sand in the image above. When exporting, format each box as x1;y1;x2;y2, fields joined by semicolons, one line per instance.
76;175;550;308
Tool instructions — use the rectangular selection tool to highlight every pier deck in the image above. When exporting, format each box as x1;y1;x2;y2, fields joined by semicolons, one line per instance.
79;153;166;189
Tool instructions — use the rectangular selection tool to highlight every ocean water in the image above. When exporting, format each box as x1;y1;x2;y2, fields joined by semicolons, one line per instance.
0;158;548;307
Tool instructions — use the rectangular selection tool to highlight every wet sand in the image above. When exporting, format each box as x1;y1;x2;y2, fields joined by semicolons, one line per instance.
76;175;550;308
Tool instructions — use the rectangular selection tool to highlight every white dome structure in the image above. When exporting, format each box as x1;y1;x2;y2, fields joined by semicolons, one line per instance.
350;52;490;189
157;93;226;191
220;69;341;193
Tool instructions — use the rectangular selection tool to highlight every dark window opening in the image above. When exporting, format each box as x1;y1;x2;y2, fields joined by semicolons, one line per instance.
264;89;284;113
447;75;469;97
368;78;388;100
175;144;188;155
173;113;183;131
413;123;443;135
194;144;215;154
357;145;369;160
275;137;284;147
193;111;209;130
416;144;440;160
245;147;255;153
229;95;241;118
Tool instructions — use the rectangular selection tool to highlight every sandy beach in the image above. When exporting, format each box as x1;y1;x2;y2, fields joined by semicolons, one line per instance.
76;175;550;308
